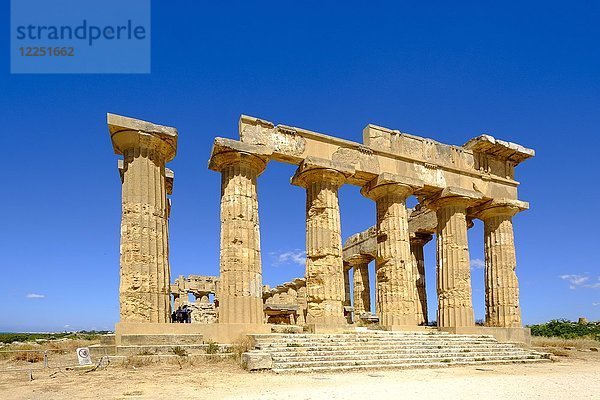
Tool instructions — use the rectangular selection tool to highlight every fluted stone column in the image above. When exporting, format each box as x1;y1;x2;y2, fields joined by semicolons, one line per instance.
292;158;352;327
410;233;432;326
209;141;270;325
343;266;353;323
173;293;181;310
297;285;307;325
428;190;481;328
362;174;422;328
109;114;177;324
348;255;371;321
475;201;527;327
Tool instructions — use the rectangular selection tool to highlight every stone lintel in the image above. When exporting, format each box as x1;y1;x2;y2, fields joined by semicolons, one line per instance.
470;198;530;220
343;226;377;248
107;113;178;161
239;114;275;131
463;134;535;165
291;156;355;188
263;304;299;312
361;172;424;199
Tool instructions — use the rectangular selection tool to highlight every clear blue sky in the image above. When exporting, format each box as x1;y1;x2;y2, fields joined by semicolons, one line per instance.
1;1;599;332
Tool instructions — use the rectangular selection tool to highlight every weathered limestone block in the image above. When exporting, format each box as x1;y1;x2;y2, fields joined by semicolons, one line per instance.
241;351;273;371
348;255;372;321
343;266;353;323
295;282;307;325
410;233;432;325
427;187;483;328
108;113;177;323
473;200;527;328
292;158;354;326
239;115;306;157
209;138;272;324
362;173;423;328
188;302;217;324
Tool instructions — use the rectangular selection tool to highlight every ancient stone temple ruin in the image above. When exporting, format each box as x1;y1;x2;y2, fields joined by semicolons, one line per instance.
107;112;538;360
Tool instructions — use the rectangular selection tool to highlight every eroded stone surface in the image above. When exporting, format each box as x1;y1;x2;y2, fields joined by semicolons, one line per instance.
209;144;268;325
292;159;350;326
109;114;177;324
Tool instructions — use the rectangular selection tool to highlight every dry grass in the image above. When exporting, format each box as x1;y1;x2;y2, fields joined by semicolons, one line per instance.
120;356;158;368
11;351;44;363
46;339;99;352
230;335;253;361
532;336;600;349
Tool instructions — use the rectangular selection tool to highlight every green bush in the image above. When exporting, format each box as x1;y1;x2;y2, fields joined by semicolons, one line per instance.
205;341;219;354
0;330;111;344
528;319;600;340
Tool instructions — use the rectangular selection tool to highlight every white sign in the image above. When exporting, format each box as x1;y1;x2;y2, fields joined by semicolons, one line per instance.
76;347;93;365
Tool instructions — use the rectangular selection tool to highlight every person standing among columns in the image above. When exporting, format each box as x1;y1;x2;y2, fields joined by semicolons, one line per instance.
292;157;354;327
108;114;177;324
362;173;423;329
209;138;272;325
473;199;527;328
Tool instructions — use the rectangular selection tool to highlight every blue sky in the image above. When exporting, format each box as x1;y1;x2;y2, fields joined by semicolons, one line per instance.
1;1;599;332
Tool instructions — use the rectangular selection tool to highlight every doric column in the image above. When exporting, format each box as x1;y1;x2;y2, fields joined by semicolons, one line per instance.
474;200;527;328
292;158;353;327
209;139;271;324
362;174;423;328
172;293;181;310
108;114;177;323
296;284;307;325
410;233;432;326
343;266;353;323
348;255;372;322
427;188;482;328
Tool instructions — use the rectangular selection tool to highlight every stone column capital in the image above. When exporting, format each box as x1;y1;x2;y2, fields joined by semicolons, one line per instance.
410;232;433;246
346;254;373;268
424;186;484;210
291;156;354;189
361;173;424;201
208;138;271;175
108;113;178;162
471;199;529;220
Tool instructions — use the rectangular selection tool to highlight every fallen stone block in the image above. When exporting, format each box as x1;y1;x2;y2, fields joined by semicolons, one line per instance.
241;351;273;371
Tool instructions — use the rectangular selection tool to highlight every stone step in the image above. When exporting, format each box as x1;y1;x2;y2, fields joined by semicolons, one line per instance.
271;350;531;361
271;358;550;373
273;354;544;370
252;333;497;339
257;342;517;350
255;341;503;349
257;345;518;354
253;337;500;345
252;333;494;340
244;332;544;373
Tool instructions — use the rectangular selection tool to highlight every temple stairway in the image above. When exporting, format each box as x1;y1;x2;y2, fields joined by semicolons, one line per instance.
248;331;550;373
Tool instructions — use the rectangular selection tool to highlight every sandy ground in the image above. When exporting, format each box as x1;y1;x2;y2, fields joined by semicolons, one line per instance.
1;352;599;400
